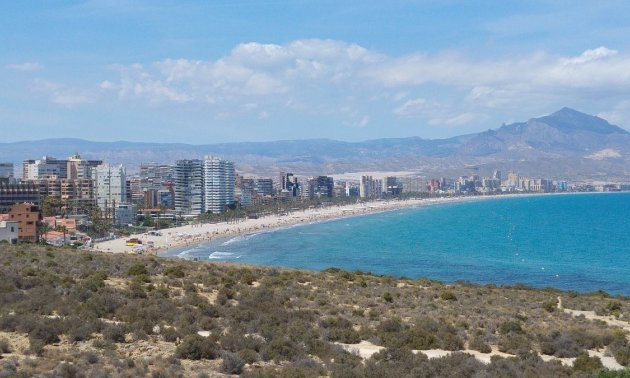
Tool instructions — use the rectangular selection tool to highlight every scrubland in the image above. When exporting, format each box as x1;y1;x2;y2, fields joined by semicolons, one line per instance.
1;244;629;377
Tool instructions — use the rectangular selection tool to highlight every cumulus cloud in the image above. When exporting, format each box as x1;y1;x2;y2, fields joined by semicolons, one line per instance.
6;62;44;71
93;40;630;128
102;39;379;106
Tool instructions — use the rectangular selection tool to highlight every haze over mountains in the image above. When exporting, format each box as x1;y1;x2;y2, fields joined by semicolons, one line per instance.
2;108;629;180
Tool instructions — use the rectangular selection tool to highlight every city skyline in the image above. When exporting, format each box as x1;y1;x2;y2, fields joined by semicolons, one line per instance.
2;1;630;144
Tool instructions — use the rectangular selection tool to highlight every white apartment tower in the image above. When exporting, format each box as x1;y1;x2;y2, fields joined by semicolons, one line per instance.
203;156;235;214
92;164;127;212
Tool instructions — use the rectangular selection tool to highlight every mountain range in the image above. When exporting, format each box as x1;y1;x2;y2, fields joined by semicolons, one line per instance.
1;107;629;180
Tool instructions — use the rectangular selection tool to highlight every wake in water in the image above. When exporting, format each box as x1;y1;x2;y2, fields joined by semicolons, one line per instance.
209;251;237;259
177;245;205;259
222;232;263;246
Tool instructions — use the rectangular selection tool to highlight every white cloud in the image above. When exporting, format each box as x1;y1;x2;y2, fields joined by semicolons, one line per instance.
90;41;630;126
6;62;44;71
104;39;381;106
394;98;430;116
444;112;483;126
32;79;94;107
562;47;618;65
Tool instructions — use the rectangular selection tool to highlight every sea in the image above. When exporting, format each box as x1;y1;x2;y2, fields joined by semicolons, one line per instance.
166;192;630;296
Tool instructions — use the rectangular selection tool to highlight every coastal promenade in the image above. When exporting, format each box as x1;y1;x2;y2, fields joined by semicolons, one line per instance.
93;196;488;255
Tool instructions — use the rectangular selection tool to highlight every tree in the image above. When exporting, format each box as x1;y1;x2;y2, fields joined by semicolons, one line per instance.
88;206;110;237
42;196;63;217
37;221;50;244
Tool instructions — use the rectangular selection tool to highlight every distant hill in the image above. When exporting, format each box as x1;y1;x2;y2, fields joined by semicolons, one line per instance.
1;108;629;180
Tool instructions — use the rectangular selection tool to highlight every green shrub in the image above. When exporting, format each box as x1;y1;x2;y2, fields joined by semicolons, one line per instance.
604;300;623;316
68;321;98;342
440;290;457;301
103;324;126;343
499;320;523;335
164;266;185;278
161;326;182;343
0;338;11;353
377;318;403;333
469;336;491;353
498;334;530;354
221;352;245;374
383;292;393;303
261;338;303;362
29;338;46;356
238;348;259;364
175;335;219;360
608;338;630;366
29;321;62;345
573;352;603;373
543;300;557;313
128;263;148;277
597;369;630;378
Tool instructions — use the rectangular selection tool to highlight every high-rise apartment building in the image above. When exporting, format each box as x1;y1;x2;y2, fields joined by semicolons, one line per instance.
360;176;382;198
67;154;102;179
24;155;101;180
312;176;334;198
254;178;273;196
280;172;299;197
174;159;204;215
400;176;427;193
203;156;235;214
23;156;67;180
382;176;401;196
92;164;127;212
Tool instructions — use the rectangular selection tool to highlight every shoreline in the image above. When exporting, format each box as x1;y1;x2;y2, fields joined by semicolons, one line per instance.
92;191;584;256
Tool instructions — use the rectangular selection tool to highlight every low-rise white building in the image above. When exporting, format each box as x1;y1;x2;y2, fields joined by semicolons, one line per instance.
0;221;19;244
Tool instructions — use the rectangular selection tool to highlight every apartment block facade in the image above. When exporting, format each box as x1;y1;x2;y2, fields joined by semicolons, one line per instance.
92;164;127;212
203;156;235;214
174;159;204;215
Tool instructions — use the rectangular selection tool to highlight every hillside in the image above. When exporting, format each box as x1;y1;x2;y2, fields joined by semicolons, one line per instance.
1;245;630;377
1;108;629;180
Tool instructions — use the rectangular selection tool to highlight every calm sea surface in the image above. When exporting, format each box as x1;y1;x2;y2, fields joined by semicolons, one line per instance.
167;193;630;295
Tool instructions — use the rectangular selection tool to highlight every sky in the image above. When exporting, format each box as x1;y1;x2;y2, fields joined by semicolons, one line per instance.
1;0;630;143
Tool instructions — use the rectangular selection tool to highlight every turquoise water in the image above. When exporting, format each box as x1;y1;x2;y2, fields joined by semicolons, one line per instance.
168;193;630;295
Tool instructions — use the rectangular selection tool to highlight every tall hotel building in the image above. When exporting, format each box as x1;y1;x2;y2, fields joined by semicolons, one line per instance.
174;159;204;215
203;156;235;214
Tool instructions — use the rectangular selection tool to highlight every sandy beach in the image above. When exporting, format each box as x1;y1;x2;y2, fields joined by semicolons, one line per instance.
92;192;581;256
92;195;496;255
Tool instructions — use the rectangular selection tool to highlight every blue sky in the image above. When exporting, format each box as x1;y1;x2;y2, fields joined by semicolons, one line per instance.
2;1;630;143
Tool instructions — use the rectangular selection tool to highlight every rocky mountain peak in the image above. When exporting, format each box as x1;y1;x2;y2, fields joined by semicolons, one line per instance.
535;107;628;135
